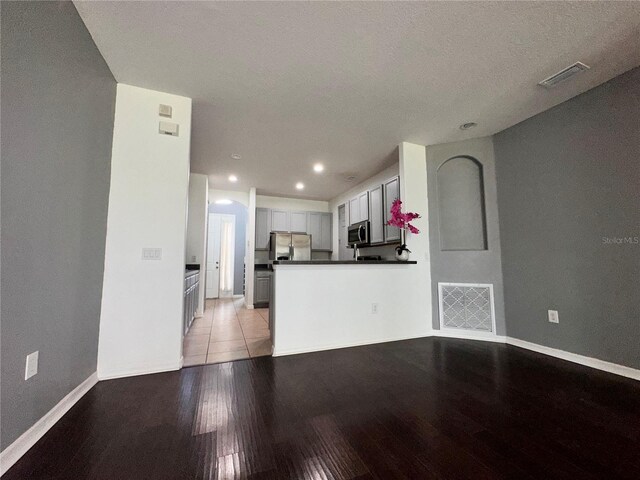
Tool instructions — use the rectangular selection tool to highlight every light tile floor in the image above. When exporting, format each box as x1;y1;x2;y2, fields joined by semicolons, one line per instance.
183;298;272;367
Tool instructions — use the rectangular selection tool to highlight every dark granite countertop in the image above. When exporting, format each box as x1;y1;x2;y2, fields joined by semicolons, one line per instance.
272;260;417;265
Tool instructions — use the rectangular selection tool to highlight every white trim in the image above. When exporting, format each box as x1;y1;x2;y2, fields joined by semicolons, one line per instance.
97;360;182;381
430;330;640;381
273;333;430;357
506;337;640;381
0;372;98;476
434;330;506;343
438;282;497;336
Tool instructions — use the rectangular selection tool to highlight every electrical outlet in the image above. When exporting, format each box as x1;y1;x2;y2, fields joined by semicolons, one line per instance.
25;351;39;380
548;310;559;324
191;255;196;262
371;303;379;314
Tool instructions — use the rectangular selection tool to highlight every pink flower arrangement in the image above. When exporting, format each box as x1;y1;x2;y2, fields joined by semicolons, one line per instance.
386;199;421;234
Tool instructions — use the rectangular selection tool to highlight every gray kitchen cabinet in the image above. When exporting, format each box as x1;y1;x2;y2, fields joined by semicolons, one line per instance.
368;184;384;244
349;191;369;225
290;211;308;233
271;209;289;232
349;197;359;225
254;206;332;250
308;212;332;251
254;271;271;307
358;191;369;222
384;176;401;242
255;208;271;250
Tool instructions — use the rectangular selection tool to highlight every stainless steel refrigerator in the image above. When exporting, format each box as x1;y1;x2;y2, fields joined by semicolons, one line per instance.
269;232;311;261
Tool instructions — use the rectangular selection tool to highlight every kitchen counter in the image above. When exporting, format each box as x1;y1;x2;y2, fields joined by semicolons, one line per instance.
270;258;427;357
272;260;417;265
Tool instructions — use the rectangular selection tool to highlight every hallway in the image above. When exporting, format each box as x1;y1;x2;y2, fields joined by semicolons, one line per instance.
183;298;272;366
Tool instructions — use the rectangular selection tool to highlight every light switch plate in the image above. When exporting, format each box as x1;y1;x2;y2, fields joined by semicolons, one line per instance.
142;248;162;260
25;351;39;380
548;310;559;323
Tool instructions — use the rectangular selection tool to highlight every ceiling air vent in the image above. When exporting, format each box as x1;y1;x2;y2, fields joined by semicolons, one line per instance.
538;62;590;88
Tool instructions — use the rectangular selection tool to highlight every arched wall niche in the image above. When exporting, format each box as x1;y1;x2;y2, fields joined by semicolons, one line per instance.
436;155;488;251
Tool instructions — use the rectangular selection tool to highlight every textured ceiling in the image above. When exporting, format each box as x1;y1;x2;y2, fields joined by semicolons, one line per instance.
75;1;640;200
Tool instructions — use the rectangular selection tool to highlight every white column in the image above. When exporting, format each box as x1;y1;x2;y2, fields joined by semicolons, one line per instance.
98;84;192;379
398;142;432;334
245;187;257;308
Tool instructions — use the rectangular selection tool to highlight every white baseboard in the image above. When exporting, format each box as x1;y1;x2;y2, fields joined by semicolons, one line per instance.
433;329;507;343
506;337;640;381
97;360;182;381
430;330;639;381
273;332;431;357
0;372;98;476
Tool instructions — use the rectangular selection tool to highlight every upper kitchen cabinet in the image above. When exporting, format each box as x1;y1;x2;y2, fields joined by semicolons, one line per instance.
290;211;308;233
349;191;369;225
308;212;332;251
254;206;333;251
349;197;360;225
271;209;290;232
359;191;369;223
384;176;401;242
368;184;384;244
255;207;271;250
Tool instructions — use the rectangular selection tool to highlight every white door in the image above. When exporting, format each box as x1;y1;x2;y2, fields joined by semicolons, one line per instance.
206;214;221;298
218;215;235;297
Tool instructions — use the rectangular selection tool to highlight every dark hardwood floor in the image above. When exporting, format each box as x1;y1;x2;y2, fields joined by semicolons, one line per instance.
4;337;640;479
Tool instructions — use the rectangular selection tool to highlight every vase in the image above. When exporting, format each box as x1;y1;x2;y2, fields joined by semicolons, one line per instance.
395;248;410;261
395;229;411;261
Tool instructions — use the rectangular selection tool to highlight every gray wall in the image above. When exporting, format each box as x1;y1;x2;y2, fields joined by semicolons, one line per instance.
1;1;116;450
426;137;506;334
209;201;247;295
494;67;640;369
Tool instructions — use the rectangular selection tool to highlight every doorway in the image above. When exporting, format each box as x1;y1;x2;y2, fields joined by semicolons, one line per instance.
182;199;271;367
206;213;235;299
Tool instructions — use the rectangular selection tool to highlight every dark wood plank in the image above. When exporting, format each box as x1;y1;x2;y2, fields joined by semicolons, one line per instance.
4;338;640;479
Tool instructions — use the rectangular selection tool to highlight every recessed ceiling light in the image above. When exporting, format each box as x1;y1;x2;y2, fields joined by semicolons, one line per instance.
313;163;324;173
295;182;304;190
228;175;238;182
230;154;241;160
215;199;232;205
459;122;477;130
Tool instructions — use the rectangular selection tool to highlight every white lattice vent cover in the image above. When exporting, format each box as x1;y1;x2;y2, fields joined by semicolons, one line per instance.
438;283;495;333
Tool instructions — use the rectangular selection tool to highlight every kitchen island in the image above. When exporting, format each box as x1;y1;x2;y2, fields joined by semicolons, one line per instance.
270;260;428;357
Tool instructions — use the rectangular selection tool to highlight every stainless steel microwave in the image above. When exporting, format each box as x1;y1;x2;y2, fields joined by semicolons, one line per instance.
348;221;370;246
